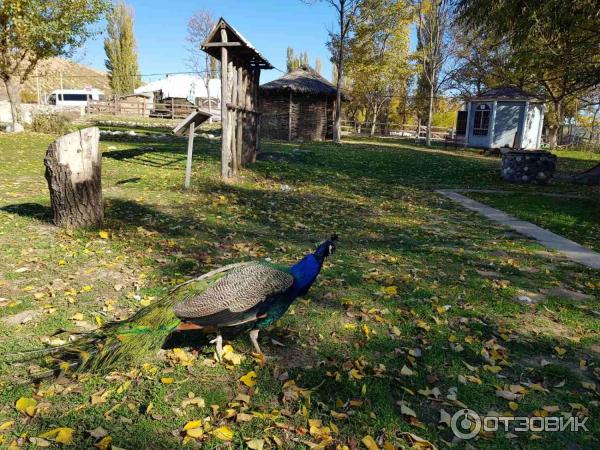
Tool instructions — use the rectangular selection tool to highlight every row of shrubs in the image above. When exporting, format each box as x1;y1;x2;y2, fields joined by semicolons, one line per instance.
30;112;73;135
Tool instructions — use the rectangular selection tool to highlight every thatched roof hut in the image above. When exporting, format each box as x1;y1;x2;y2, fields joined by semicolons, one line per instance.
259;66;345;141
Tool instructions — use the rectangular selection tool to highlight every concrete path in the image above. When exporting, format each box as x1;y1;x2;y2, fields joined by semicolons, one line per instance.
437;189;600;270
446;188;584;199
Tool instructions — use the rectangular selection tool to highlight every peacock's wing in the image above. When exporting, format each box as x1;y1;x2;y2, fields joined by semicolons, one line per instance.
173;262;294;327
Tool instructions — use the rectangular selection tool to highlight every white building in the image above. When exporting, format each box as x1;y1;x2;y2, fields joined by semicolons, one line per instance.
456;87;545;150
134;74;220;106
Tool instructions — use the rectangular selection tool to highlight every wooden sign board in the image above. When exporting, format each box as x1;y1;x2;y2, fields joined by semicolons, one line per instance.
172;109;212;136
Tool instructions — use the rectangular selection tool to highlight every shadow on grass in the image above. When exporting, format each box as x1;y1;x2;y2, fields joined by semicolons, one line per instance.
0;202;52;222
102;136;220;169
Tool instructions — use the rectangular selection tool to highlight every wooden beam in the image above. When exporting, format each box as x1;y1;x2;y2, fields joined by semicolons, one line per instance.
236;66;243;174
203;42;242;47
226;103;261;115
220;27;232;179
184;122;195;189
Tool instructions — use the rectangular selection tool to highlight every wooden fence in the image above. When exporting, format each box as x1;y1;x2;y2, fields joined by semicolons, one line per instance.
87;99;220;120
341;120;453;141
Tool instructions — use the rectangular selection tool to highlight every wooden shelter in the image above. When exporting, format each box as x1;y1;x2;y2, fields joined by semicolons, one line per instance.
201;18;273;179
259;66;345;142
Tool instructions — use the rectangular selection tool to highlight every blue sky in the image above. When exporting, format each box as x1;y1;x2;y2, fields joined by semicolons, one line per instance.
75;0;339;84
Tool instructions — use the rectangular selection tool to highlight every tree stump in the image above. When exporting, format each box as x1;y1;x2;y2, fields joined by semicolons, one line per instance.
44;127;103;227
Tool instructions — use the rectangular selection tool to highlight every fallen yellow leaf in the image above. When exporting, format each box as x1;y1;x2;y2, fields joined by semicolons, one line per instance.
160;377;174;384
247;438;265;450
39;427;74;445
183;420;202;431
98;230;109;239
212;426;234;441
95;436;112;450
240;370;257;387
0;421;14;431
186;427;204;438
15;397;37;416
362;435;379;450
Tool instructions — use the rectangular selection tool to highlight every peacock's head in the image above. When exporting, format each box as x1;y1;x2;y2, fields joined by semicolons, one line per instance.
314;233;338;262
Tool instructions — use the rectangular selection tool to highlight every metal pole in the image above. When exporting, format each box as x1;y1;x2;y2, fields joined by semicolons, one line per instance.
184;122;195;189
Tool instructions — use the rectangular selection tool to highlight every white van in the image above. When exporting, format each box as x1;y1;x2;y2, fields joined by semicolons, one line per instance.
47;89;105;107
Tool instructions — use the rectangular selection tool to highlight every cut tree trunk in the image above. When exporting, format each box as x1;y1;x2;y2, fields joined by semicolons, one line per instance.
44;127;104;227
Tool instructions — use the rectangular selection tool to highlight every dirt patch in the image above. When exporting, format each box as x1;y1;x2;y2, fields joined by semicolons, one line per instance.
541;287;595;301
2;309;41;325
271;343;322;370
514;312;584;342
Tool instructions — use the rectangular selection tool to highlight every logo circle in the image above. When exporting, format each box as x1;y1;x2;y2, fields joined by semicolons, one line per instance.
451;409;481;440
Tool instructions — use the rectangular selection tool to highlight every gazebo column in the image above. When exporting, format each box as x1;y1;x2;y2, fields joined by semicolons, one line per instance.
488;100;498;149
518;100;529;149
464;101;471;145
536;105;545;148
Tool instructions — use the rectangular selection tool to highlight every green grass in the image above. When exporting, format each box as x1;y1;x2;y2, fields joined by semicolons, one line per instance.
0;129;598;449
468;192;600;253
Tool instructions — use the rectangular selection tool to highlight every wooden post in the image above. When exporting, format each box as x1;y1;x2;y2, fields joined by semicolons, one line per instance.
220;26;232;179
184;122;195;189
171;98;175;119
44;127;103;227
254;66;260;160
230;60;238;175
236;66;243;171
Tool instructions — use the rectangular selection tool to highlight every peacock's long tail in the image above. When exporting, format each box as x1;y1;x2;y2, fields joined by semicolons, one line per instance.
5;264;245;378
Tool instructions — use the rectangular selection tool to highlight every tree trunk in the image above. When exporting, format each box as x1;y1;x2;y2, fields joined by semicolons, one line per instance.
44;128;103;228
546;100;563;148
426;83;434;147
370;105;379;137
3;75;23;132
333;62;343;144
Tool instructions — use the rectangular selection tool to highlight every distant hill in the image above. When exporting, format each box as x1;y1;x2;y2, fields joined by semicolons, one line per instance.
0;57;111;103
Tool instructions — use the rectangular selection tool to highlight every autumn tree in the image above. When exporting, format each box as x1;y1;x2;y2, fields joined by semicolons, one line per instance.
414;0;452;146
306;0;363;143
186;10;217;118
104;0;141;96
0;0;109;132
456;0;600;147
346;0;412;136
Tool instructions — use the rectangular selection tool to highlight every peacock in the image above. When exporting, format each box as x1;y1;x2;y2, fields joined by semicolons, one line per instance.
10;234;338;375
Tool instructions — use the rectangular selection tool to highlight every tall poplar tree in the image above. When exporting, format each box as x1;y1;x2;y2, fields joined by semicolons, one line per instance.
104;0;141;96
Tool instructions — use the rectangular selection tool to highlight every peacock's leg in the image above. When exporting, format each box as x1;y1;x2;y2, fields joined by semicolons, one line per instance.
249;329;262;355
209;333;223;361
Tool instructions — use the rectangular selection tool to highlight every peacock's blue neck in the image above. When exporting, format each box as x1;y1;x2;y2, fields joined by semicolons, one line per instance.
289;253;322;297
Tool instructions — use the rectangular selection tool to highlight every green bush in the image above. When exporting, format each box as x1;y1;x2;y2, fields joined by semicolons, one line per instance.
30;112;72;135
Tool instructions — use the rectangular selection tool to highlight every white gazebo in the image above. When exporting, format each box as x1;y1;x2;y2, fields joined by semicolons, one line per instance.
459;87;545;150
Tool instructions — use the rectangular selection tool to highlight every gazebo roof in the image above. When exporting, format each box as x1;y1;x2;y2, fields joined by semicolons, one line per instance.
471;86;543;102
260;66;347;99
202;18;273;69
